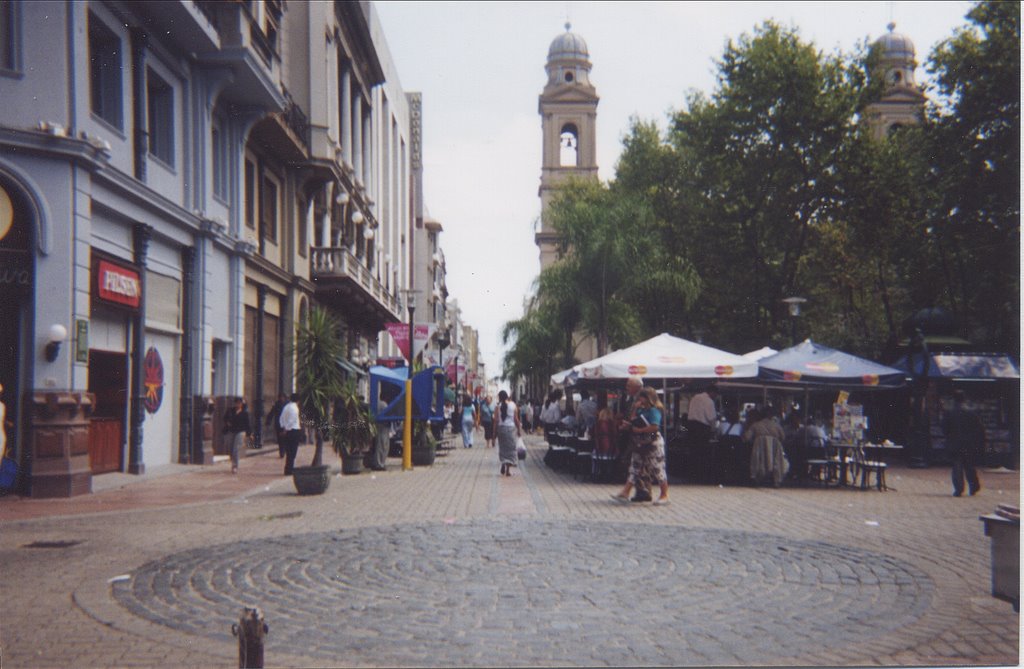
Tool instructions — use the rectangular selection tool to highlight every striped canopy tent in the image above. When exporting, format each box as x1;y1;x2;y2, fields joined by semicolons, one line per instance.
550;333;757;386
755;340;906;388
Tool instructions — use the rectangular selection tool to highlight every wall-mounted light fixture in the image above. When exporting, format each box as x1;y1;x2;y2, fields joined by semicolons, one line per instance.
335;191;349;206
364;227;375;240
44;324;68;362
351;210;364;225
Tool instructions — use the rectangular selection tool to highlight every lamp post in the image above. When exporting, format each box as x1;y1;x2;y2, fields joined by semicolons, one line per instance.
399;289;420;471
782;297;807;345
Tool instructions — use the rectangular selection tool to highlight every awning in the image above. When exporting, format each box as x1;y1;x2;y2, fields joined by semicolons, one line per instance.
336;357;367;377
894;352;1020;380
755;339;906;388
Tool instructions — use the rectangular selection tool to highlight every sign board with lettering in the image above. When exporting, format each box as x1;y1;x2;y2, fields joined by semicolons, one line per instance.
93;258;141;311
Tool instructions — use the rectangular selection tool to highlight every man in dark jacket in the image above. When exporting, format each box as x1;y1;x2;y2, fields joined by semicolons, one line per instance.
942;390;985;497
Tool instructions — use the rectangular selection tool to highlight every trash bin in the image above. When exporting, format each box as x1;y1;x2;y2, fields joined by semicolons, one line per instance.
980;505;1019;612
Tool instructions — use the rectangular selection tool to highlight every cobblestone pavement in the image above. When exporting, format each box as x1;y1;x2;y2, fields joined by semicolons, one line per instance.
0;433;1019;668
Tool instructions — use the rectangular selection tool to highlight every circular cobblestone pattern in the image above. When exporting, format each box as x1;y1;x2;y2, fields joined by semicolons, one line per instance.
113;519;933;666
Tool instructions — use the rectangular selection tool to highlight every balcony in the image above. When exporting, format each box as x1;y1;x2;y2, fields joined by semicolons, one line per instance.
311;246;400;325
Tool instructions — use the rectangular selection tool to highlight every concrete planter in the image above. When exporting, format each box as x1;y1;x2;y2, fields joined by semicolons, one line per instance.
292;465;332;495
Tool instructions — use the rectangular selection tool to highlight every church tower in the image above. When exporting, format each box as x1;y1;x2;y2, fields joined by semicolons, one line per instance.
536;23;599;271
864;23;927;140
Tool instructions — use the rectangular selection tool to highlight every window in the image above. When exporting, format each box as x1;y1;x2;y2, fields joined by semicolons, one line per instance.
88;12;122;129
147;68;174;166
259;173;278;244
244;159;256;229
211;117;229;200
0;0;20;73
559;123;579;167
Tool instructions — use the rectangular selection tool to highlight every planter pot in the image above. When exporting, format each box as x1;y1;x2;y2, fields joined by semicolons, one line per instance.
340;454;365;475
292;465;331;496
412;444;436;467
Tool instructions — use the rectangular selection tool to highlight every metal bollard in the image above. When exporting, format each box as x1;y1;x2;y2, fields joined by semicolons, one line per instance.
231;606;268;669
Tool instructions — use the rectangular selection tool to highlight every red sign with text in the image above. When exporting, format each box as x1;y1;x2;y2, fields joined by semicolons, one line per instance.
96;260;141;308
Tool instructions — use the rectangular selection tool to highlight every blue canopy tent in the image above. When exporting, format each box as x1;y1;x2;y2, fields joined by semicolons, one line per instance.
891;352;1020;380
755;340;906;388
369;365;446;422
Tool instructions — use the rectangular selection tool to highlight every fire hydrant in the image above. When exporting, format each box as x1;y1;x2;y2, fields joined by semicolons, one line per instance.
231;606;268;668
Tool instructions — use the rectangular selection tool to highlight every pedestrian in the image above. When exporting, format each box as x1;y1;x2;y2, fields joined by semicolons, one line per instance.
460;394;478;448
480;394;496;447
616;375;650;501
0;383;11;459
495;390;521;476
222;397;251;474
522;399;534;434
612;387;669;505
942;390;985;497
686;384;719;482
279;392;303;475
266;393;288;458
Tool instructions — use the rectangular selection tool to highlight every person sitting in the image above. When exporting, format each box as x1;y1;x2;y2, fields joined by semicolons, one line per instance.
743;407;787;487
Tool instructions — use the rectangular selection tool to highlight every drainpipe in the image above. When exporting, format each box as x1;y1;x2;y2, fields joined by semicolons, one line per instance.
130;28;148;182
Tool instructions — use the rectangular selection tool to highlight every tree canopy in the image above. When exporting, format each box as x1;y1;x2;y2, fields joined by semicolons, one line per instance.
500;2;1019;383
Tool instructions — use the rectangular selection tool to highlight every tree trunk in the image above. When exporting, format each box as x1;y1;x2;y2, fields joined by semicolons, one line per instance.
312;430;323;467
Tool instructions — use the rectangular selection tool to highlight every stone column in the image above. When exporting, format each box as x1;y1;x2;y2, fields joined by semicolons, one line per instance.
341;66;352;170
128;223;151;475
28;391;94;497
191;395;215;464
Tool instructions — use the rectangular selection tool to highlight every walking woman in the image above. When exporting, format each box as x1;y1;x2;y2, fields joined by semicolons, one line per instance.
460;394;479;448
222;397;251;474
612;387;669;505
495;390;521;476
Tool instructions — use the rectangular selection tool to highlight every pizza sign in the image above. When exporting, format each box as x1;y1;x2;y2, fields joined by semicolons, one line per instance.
143;347;164;414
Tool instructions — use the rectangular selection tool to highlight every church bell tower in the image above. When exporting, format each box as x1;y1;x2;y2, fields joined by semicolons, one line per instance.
536;23;599;271
864;23;927;139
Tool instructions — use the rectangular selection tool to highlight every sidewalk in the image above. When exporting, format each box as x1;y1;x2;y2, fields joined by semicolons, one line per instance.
0;442;309;522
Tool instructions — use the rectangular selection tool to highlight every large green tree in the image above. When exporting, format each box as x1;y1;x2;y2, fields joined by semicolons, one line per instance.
662;21;862;352
924;0;1020;352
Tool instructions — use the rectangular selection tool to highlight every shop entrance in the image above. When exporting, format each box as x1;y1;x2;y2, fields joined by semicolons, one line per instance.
88;350;128;473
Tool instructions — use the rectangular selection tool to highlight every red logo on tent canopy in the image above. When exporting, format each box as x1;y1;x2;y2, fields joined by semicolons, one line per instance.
714;365;733;376
783;370;802;381
861;374;880;386
627;365;647;375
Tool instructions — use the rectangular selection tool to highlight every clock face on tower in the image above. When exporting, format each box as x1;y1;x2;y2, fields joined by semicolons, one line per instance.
885;69;903;86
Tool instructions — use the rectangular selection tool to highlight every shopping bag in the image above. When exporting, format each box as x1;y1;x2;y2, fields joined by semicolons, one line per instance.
0;454;17;490
516;437;526;460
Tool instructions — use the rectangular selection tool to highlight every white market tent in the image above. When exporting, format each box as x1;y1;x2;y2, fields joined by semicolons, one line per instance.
742;346;778;362
550;333;758;385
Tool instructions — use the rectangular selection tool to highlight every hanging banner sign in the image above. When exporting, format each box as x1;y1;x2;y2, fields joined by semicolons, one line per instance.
385;322;437;362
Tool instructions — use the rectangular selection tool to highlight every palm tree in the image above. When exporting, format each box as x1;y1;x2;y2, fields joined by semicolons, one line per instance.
294;305;345;467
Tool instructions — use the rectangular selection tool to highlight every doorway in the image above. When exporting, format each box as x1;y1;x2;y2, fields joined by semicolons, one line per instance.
88;350;128;473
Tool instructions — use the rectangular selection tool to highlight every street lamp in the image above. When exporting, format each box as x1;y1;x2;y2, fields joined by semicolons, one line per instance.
782;296;807;345
399;289;421;471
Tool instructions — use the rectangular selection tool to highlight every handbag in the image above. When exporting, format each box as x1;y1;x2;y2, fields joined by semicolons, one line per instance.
0;449;17;490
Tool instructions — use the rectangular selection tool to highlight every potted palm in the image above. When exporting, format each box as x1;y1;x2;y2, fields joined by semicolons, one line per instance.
334;379;376;474
291;306;345;495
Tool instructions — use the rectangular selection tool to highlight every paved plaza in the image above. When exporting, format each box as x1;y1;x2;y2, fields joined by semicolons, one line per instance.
0;433;1019;668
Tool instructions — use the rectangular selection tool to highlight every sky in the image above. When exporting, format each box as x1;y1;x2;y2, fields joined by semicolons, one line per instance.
373;1;976;378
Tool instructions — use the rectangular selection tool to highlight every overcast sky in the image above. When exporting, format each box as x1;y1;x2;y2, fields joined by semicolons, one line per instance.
373;1;975;380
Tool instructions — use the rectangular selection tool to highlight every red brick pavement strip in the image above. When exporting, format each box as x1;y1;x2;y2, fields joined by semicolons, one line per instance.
0;446;301;522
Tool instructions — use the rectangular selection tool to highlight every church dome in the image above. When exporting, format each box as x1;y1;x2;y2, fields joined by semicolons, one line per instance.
548;23;589;62
875;22;916;62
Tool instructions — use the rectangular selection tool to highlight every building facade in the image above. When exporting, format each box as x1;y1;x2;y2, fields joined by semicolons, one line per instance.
0;0;433;496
